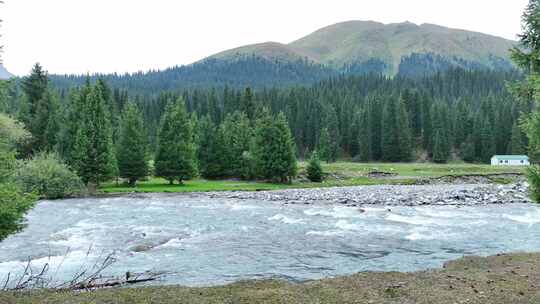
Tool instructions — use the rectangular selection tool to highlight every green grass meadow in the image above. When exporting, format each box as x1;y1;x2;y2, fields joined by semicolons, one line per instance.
100;162;525;194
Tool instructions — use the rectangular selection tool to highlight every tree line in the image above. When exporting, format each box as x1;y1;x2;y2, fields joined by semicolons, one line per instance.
121;69;523;164
1;65;525;175
2;65;298;186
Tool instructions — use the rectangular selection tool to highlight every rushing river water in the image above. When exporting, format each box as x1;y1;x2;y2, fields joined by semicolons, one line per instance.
1;195;540;287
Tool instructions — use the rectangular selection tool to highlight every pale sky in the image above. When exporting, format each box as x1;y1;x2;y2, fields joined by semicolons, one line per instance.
2;0;529;76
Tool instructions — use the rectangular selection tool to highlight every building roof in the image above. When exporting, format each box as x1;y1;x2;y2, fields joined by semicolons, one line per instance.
491;155;529;160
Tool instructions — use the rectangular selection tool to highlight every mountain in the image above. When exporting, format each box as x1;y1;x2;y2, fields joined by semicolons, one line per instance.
0;64;14;80
207;20;516;75
50;21;517;93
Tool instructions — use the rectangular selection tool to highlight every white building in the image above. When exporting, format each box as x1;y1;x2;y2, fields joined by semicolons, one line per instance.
490;155;530;166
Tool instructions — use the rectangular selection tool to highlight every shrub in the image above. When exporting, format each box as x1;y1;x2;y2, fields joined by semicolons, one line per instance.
0;183;36;241
306;151;324;182
13;153;83;199
527;165;540;203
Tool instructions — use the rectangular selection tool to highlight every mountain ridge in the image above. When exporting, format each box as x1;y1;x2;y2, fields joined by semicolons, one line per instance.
49;20;518;92
206;20;516;75
0;64;14;80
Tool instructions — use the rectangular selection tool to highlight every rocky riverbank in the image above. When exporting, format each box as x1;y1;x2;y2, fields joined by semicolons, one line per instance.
204;183;531;207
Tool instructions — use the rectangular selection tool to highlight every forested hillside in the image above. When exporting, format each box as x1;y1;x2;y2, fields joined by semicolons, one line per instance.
5;66;524;167
49;57;338;95
46;20;516;93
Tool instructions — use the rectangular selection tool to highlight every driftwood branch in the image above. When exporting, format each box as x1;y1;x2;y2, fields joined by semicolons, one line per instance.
1;248;166;292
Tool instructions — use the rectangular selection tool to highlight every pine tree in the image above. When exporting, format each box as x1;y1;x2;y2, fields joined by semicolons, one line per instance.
382;97;411;162
319;104;340;162
155;97;197;184
430;103;451;162
397;98;413;161
508;122;526;155
19;63;55;153
318;127;332;163
58;87;88;167
220;111;252;177
480;119;496;163
306;151;323;182
240;87;257;121
460;136;476;162
117;102;149;186
454;99;470;148
253;111;297;183
432;130;449;163
72;83;117;186
197;115;226;178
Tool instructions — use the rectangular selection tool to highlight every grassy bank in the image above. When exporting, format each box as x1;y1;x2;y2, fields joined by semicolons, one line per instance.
101;162;525;194
3;252;539;304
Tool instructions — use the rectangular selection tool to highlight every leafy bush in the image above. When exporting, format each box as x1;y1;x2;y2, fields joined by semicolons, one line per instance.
527;165;540;203
306;151;324;182
0;183;36;241
13;153;83;199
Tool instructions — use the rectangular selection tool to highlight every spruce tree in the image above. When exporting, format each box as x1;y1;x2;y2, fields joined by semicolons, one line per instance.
220;111;252;177
72;84;117;186
460;136;476;162
253;111;297;183
430;103;451;162
508;122;526;155
240;87;257;121
117;102;149;186
432;130;448;163
318;127;332;163
358;107;372;161
397;98;413;161
319;104;340;162
306;151;323;182
19;63;56;153
197;115;226;178
480;119;496;163
382;97;411;162
155;97;197;184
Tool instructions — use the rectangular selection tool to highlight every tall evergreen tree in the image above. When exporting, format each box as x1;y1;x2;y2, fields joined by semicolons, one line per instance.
253;111;297;183
382;97;412;162
479;119;496;163
220;111;252;177
117;102;149;186
460;135;476;162
197;115;226;178
19;63;56;153
240;87;257;121
508;122;526;155
319;104;340;162
430;103;451;162
72;83;117;186
432;130;449;163
155;98;197;184
318;127;332;163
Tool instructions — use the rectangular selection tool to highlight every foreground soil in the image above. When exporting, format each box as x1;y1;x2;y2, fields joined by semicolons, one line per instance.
3;252;540;304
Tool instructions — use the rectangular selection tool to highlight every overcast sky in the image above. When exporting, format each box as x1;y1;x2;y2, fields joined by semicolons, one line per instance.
2;0;529;76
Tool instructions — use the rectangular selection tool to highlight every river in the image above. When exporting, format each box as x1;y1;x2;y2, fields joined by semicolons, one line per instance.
1;194;539;287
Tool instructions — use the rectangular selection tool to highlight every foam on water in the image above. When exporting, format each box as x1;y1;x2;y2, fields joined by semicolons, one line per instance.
304;206;366;219
1;197;540;287
334;220;362;231
268;214;305;224
503;209;540;224
306;230;345;237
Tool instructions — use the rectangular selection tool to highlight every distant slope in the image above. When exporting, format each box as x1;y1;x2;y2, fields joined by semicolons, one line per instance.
50;56;337;95
0;64;14;80
50;20;517;92
210;20;516;75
